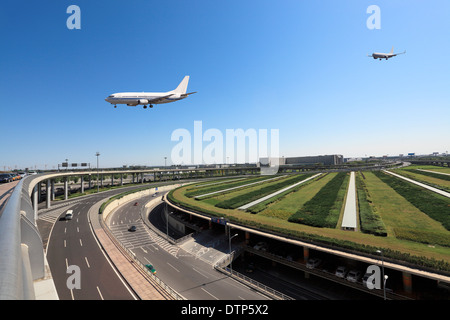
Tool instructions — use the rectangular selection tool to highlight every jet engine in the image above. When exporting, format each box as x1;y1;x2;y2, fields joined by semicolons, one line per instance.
138;99;149;104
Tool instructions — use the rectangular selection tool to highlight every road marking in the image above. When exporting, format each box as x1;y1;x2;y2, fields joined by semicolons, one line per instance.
79;239;83;247
77;227;80;233
192;267;209;278
201;287;219;300
97;286;104;300
85;257;90;268
64;240;67;248
167;262;180;273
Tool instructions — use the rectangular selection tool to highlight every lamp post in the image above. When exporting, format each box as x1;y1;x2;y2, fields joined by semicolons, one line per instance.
228;230;238;276
376;249;387;300
96;152;100;193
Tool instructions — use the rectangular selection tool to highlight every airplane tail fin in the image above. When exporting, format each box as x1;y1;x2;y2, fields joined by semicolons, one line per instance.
174;76;189;94
390;46;394;54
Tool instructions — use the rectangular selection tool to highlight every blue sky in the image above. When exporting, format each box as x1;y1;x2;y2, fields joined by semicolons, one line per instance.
1;1;449;169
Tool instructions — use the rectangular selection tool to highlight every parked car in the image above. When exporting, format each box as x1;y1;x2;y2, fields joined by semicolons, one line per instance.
306;258;322;269
128;225;137;232
0;174;12;183
335;266;348;278
253;242;267;251
363;272;376;288
346;270;362;282
245;262;255;273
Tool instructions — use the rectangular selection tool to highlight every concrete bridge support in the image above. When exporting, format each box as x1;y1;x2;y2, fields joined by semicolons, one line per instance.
402;272;413;294
303;247;309;262
64;178;68;200
46;179;51;209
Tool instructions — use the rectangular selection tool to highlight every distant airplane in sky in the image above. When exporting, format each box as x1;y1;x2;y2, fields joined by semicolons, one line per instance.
105;76;196;109
368;46;406;60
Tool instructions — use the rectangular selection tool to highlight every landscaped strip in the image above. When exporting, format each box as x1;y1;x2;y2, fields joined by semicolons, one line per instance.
187;176;278;199
373;171;450;231
288;172;348;228
239;173;321;210
215;174;312;210
355;172;387;237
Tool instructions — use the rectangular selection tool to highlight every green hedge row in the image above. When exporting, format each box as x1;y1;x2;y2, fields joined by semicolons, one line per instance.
355;173;387;237
186;176;274;198
288;172;347;228
246;173;316;214
373;171;450;231
411;169;450;182
393;227;450;247
166;188;450;272
215;174;310;209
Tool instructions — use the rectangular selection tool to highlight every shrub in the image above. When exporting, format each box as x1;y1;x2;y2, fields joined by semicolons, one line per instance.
373;171;450;231
356;173;387;237
288;172;347;228
215;174;311;209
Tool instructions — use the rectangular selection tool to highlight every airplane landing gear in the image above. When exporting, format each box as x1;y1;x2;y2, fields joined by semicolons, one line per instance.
143;105;147;109
150;104;153;108
114;105;117;108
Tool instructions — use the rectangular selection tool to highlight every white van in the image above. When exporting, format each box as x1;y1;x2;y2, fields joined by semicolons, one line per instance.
65;210;73;220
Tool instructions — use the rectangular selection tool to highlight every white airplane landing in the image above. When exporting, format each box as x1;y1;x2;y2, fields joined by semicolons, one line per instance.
368;46;406;60
105;76;196;109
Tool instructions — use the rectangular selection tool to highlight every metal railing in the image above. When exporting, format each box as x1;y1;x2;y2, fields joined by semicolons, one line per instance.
99;195;185;300
0;177;48;300
214;249;294;300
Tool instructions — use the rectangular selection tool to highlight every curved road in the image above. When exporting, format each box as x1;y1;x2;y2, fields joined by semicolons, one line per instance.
39;184;172;300
107;197;269;300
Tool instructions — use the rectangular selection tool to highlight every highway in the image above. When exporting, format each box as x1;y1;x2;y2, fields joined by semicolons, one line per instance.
107;197;270;300
40;191;140;300
38;184;179;300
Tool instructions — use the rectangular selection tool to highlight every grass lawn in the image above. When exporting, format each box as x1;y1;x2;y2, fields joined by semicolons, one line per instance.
259;173;336;220
169;172;450;268
363;171;448;236
393;168;450;192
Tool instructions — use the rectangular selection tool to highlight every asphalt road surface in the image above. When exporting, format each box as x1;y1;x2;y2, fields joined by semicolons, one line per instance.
107;198;270;300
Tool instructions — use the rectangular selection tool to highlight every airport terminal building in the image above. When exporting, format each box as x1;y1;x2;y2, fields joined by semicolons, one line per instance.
260;154;344;166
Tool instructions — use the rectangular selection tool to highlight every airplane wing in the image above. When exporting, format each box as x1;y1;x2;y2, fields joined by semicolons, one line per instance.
181;91;197;98
148;93;175;104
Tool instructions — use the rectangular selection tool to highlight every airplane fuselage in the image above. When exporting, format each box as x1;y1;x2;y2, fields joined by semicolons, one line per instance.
105;91;185;106
105;75;195;108
371;53;395;60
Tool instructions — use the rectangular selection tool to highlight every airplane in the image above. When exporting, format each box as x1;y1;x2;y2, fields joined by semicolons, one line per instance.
368;46;406;60
105;76;196;109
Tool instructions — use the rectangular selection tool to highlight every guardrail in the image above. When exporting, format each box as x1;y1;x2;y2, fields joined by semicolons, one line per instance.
214;250;293;300
99;191;185;300
0;177;52;299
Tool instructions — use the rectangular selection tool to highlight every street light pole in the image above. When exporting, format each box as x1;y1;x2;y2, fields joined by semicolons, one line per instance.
228;228;238;277
376;249;387;300
96;152;100;193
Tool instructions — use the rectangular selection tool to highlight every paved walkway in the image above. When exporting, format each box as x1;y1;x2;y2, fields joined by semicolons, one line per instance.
238;173;322;210
341;172;357;230
195;176;281;199
384;170;450;198
418;169;450;177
